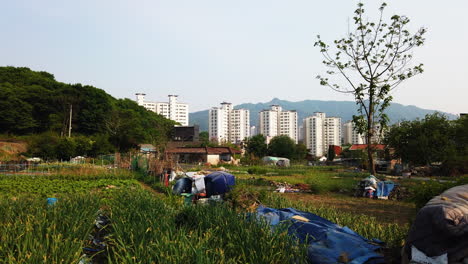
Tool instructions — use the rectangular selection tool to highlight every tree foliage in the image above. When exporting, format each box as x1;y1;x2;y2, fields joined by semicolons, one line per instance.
315;2;426;174
385;113;467;175
0;67;176;155
267;135;298;160
245;134;268;158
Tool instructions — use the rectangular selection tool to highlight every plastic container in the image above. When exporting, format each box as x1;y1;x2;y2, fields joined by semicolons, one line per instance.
47;197;58;206
181;193;193;206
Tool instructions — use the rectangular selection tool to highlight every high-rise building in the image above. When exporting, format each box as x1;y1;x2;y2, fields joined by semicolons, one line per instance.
303;112;341;157
343;121;384;145
135;93;189;126
343;121;365;145
259;105;298;143
208;102;250;144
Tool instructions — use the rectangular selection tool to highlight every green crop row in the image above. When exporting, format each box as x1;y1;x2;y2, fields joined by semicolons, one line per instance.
105;190;307;264
0;175;139;197
0;195;99;263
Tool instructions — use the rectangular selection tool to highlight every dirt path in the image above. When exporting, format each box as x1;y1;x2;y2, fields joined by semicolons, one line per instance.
282;192;416;225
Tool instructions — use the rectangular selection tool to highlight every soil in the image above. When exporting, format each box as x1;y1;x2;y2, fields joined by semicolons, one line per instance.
282;192;416;225
0;141;28;160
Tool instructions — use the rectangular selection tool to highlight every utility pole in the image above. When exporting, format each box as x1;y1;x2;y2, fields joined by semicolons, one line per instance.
68;104;72;138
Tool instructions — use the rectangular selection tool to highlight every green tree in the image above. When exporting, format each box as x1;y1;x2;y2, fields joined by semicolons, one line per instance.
199;131;210;147
293;143;308;161
327;146;336;162
245;134;268;158
385;113;455;166
55;138;77;161
315;2;426;174
268;135;296;159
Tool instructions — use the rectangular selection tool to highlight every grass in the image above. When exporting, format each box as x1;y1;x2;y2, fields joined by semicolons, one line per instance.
3;163;462;263
106;190;307;264
0;194;99;263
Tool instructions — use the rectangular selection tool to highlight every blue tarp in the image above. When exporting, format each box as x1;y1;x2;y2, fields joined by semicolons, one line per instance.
172;178;192;195
376;181;395;199
205;171;235;196
256;206;385;264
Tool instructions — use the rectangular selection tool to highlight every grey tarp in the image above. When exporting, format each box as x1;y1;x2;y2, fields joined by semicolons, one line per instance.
403;184;468;263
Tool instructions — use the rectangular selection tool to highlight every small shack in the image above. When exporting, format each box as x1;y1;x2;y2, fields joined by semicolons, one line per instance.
166;147;241;165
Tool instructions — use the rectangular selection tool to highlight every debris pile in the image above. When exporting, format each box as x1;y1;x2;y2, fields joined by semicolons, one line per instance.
354;175;399;200
172;171;235;205
272;181;311;193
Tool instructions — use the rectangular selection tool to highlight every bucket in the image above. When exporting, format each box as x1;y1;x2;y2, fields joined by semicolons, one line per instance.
47;198;58;206
181;193;193;206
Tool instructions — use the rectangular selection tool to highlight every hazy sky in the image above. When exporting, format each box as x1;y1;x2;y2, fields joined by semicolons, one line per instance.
1;0;467;114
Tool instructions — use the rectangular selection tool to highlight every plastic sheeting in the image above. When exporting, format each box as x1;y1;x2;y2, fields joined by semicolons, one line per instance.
172;178;192;195
256;206;385;264
204;171;235;197
376;181;395;199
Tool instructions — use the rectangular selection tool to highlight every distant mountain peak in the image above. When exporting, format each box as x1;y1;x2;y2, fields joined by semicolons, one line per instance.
190;98;457;131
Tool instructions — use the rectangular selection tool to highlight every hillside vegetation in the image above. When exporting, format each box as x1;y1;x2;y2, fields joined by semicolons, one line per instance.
0;67;175;156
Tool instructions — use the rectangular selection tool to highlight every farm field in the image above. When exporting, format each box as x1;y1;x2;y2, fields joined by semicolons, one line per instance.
1;163;466;263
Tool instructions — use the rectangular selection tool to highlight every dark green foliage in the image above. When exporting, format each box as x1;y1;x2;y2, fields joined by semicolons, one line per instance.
0;67;175;156
386;113;468;176
408;178;468;209
268;135;296;160
385;113;467;173
327;146;335;161
199;131;210;146
245;134;268;158
293;143;308;161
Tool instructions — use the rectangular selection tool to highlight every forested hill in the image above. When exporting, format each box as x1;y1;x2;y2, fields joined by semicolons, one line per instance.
0;67;175;152
190;98;458;131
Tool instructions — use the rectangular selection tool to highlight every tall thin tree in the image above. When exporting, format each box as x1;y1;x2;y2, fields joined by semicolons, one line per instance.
315;2;426;174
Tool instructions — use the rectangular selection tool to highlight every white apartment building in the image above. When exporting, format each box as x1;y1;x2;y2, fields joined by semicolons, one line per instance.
343;121;384;145
259;105;298;143
208;102;250;144
343;121;365;145
135;93;189;126
303;112;341;157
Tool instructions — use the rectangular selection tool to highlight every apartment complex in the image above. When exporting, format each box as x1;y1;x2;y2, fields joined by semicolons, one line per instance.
303;112;341;157
343;121;384;145
259;105;298;143
343;121;365;145
208;102;250;144
135;93;189;126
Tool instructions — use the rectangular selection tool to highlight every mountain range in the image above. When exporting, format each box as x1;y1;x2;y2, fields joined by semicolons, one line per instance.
189;98;457;131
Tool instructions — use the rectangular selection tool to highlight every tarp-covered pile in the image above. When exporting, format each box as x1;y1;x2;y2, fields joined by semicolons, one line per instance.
172;171;235;199
262;156;290;167
403;184;468;263
356;175;395;200
256;206;385;264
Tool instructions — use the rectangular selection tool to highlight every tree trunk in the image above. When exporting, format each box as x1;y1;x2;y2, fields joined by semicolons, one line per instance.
368;88;376;175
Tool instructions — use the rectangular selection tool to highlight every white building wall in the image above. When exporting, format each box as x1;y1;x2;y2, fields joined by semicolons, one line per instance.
259;105;297;144
343;121;366;145
303;113;342;157
229;109;250;144
304;115;324;157
135;94;189;126
324;117;341;147
209;103;250;144
259;110;279;143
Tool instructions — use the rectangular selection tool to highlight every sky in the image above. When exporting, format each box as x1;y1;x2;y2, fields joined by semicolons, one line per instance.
1;0;467;114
